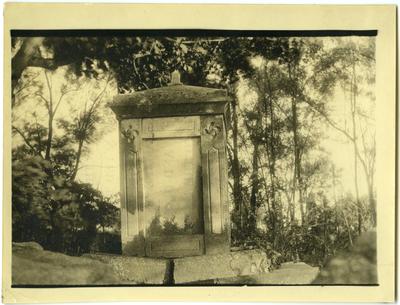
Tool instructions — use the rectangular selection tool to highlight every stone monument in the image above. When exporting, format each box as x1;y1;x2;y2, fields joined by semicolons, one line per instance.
110;71;231;258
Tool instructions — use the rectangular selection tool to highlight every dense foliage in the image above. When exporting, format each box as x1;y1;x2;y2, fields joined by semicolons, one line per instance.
12;35;375;265
12;155;120;255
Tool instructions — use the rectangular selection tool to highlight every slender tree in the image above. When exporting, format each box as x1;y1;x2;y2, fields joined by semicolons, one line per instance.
308;37;376;228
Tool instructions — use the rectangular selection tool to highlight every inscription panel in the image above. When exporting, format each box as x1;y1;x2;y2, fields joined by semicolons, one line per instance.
142;116;200;138
142;138;203;236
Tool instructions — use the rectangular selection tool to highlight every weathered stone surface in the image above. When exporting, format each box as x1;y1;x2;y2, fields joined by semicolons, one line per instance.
212;262;319;285
12;242;320;286
173;249;271;284
112;84;229;107
12;242;120;286
13;241;43;251
84;253;170;284
110;84;231;125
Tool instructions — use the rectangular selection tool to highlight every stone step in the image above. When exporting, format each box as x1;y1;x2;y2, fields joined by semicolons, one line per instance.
173;249;271;284
212;262;319;285
83;253;171;285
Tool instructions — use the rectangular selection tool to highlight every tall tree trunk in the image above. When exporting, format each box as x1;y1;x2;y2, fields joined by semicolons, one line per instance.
71;139;84;181
45;114;53;160
292;96;305;225
249;143;260;233
357;140;376;227
265;146;277;247
367;177;376;227
350;60;362;235
323;197;328;261
353;139;362;235
332;165;340;235
268;93;280;248
358;146;376;227
230;92;243;230
289;62;304;227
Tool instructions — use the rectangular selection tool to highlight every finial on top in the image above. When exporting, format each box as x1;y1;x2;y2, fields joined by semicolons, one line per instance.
169;70;182;86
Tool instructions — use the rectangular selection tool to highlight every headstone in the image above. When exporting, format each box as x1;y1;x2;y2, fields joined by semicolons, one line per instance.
110;71;231;258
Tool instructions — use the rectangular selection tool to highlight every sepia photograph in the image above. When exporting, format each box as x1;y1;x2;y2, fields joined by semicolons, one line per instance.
3;3;396;303
10;29;379;286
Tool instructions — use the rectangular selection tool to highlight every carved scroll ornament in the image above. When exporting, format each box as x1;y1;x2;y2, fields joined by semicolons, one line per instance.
121;125;139;152
203;121;222;138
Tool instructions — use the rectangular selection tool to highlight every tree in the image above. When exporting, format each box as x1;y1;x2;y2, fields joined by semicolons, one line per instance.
12;36;217;94
309;37;376;228
208;37;287;230
12;67;80;161
59;73;113;181
276;38;325;227
242;59;289;246
12;64;118;255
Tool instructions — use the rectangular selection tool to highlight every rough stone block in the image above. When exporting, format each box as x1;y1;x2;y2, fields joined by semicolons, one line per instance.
84;253;170;284
12;242;120;286
214;262;319;285
13;241;43;251
173;249;271;284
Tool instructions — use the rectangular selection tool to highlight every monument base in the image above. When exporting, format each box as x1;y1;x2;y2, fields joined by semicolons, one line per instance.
173;249;271;284
83;253;171;284
12;243;318;285
87;249;272;284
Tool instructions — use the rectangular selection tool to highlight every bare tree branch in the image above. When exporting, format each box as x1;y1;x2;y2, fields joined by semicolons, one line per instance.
35;93;50;111
12;125;43;158
44;70;53;112
53;86;80;115
132;56;149;90
304;98;355;143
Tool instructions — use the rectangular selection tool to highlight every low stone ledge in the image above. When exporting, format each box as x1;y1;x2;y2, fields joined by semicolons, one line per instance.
214;262;319;285
83;253;170;285
12;242;120;286
173;249;271;284
12;241;44;251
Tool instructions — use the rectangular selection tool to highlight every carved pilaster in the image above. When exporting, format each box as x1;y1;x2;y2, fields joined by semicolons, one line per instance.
201;115;230;254
119;119;145;256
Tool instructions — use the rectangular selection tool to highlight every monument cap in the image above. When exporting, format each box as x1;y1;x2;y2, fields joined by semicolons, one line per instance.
109;72;231;126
